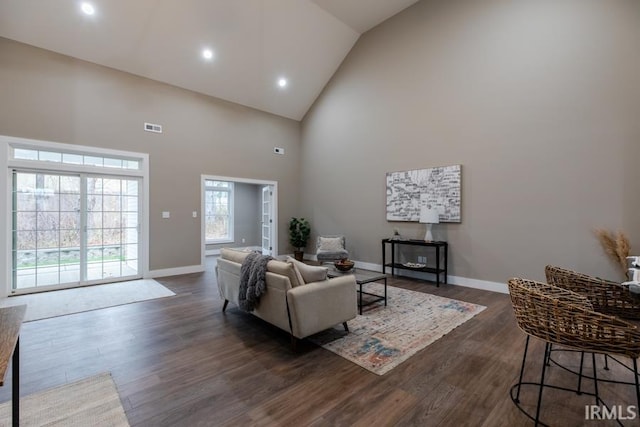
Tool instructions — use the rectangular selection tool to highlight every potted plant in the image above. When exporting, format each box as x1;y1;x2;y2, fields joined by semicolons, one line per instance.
289;217;310;261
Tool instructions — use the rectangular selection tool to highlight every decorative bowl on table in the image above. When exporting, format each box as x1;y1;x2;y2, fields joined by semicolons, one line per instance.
334;259;355;272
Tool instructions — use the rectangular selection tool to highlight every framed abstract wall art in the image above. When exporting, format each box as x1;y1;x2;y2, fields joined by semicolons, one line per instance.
386;164;461;222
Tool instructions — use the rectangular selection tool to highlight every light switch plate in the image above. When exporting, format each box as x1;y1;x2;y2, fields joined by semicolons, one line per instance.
162;211;170;219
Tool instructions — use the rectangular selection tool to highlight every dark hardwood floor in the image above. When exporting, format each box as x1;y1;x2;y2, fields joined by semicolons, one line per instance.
1;258;637;426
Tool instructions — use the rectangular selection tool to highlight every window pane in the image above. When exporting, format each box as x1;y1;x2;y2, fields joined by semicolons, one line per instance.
37;211;59;230
16;173;36;190
87;194;103;212
122;196;138;212
15;212;36;231
60;176;80;193
126;160;140;170
62;153;83;164
84;156;103;167
103;212;121;228
87;177;103;194
103;157;123;168
87;229;103;246
60;229;80;248
103;195;121;211
39;151;62;162
16;231;36;250
103;229;122;245
60;194;81;212
103;179;122;195
123;181;138;196
37;230;59;248
88;212;102;228
14;148;38;160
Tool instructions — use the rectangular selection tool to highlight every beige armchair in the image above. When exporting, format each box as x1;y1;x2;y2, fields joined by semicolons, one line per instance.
316;235;349;263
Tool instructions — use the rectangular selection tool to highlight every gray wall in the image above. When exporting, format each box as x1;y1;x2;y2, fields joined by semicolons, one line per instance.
207;182;262;251
0;37;301;271
301;0;640;283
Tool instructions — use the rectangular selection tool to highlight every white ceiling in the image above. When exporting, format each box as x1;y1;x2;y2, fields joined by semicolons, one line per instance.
0;0;419;120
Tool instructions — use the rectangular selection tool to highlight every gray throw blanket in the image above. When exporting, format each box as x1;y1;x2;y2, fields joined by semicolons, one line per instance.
238;252;273;312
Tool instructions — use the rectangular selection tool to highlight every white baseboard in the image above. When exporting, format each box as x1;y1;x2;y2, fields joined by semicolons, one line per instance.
448;275;508;294
147;264;205;278
352;260;507;294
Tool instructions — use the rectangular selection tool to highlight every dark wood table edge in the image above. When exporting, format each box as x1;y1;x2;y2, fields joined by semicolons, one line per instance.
0;304;27;427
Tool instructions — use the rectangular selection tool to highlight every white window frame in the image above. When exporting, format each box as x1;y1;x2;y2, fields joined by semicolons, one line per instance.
204;180;234;244
1;135;150;297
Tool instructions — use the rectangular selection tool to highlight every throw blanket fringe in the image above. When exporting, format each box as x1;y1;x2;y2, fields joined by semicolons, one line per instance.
239;252;273;311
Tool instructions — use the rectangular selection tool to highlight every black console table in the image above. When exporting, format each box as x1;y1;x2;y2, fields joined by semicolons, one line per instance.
381;239;448;287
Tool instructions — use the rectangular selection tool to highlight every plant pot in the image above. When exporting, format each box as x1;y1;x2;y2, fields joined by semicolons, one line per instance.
293;250;304;261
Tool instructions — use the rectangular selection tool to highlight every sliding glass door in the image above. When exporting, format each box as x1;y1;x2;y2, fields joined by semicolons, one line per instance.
12;171;140;292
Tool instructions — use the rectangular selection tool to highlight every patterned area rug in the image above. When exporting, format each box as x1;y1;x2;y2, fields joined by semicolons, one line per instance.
310;284;486;375
0;372;129;426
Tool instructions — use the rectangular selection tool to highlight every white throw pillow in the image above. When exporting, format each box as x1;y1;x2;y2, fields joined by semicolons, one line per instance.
318;237;344;252
286;256;328;284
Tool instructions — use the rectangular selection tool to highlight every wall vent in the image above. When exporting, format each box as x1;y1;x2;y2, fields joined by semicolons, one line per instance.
144;122;162;133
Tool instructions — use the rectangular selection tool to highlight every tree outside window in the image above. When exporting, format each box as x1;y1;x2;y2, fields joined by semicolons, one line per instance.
205;180;233;243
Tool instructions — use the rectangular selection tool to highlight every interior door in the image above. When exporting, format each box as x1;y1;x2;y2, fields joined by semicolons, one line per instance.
261;186;272;255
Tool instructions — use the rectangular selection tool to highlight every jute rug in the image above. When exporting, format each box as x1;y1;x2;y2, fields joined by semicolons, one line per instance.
0;372;129;426
311;284;486;375
0;279;175;321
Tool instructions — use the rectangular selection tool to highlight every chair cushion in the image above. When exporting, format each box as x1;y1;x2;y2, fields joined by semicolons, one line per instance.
318;236;344;251
286;256;328;284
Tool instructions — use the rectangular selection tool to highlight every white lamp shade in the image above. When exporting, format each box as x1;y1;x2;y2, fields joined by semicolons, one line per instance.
419;207;440;224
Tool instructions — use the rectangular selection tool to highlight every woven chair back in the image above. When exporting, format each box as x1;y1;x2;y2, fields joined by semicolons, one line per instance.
545;265;640;320
508;278;640;359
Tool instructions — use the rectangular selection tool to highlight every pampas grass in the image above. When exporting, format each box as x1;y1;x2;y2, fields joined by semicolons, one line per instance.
594;228;631;276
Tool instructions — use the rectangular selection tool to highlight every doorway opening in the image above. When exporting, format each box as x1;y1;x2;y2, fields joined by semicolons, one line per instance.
200;175;277;264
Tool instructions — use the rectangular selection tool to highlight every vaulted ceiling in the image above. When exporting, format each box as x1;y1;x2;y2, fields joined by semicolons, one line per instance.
0;0;419;120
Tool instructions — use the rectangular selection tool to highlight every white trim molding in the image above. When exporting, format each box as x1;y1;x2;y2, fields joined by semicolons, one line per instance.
346;260;508;294
147;264;205;278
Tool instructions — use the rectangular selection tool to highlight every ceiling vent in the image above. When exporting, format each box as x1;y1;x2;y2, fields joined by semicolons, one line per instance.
144;122;162;133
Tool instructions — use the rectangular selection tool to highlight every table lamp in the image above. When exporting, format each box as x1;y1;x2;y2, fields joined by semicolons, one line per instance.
419;206;440;242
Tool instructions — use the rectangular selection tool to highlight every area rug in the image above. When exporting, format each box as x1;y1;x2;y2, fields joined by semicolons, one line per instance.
310;284;486;375
0;372;129;426
0;279;175;321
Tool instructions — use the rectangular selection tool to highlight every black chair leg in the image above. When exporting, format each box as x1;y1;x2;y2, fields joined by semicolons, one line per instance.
592;353;599;405
604;354;609;370
634;358;640;409
545;343;552;366
534;342;550;426
222;299;229;312
343;322;349;332
515;336;530;404
577;351;585;395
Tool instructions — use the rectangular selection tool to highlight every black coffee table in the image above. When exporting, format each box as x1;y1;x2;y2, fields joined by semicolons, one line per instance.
327;268;387;314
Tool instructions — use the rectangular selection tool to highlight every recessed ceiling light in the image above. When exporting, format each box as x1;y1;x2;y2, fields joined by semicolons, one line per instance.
202;49;214;61
81;2;95;15
278;78;288;88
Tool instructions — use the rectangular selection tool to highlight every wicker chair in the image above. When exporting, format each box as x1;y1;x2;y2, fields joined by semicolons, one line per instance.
545;265;640;320
508;278;640;426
